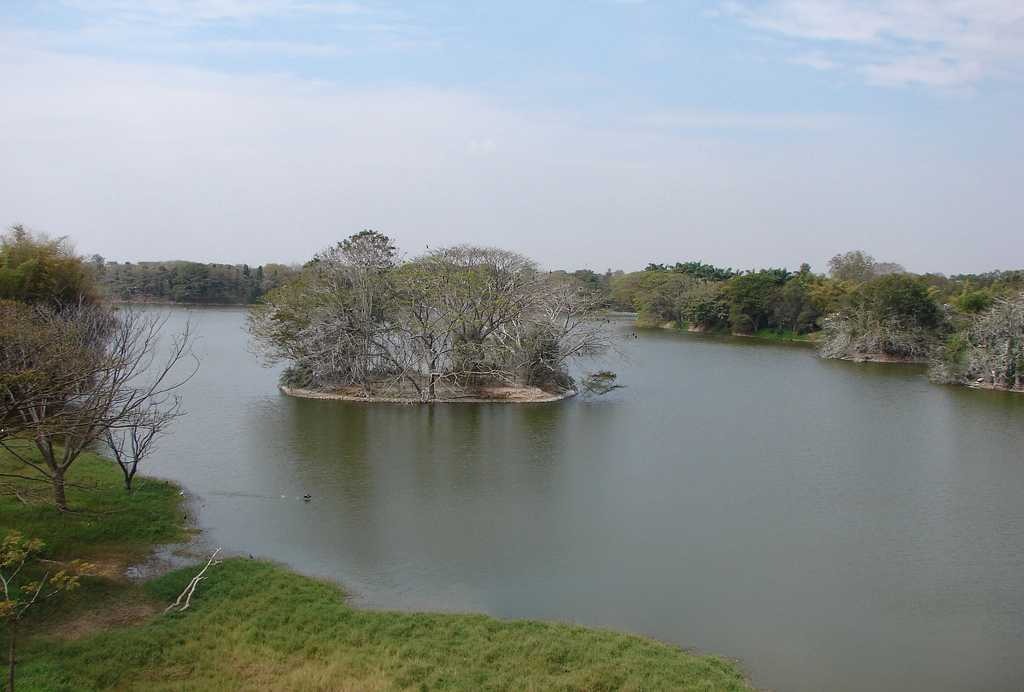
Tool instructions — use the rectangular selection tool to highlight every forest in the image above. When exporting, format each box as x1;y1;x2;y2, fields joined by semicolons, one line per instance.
92;256;297;304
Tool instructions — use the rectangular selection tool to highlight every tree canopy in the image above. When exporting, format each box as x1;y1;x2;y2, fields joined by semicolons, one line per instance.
249;233;613;401
0;226;98;307
95;259;297;304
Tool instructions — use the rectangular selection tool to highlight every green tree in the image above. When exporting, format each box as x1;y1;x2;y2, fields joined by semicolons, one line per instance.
855;274;942;328
680;281;730;331
953;289;994;314
671;261;736;282
725;271;787;334
1;531;88;691
773;278;821;334
821;274;945;360
0;226;97;307
634;272;696;326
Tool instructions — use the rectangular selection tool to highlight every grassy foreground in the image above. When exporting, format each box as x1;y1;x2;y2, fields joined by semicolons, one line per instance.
2;449;751;691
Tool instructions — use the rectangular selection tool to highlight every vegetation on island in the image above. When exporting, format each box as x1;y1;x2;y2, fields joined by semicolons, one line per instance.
931;293;1024;391
249;231;614;402
5;222;1023;401
604;250;1024;391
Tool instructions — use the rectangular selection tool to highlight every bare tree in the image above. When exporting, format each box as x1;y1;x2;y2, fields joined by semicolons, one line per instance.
820;310;935;361
0;306;196;511
1;301;105;445
828;250;876;283
251;238;619;402
932;291;1024;390
828;250;906;284
103;395;184;492
250;231;397;396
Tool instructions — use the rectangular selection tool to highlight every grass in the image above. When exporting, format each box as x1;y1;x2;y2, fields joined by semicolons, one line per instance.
0;445;187;560
1;447;752;691
638;319;818;343
747;328;818;344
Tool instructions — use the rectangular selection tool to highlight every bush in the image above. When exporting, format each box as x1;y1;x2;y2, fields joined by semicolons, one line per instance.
820;274;945;359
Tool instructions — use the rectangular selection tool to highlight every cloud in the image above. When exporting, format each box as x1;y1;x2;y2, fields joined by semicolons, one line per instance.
0;40;1020;274
724;0;1024;87
634;109;847;131
199;38;348;57
860;54;985;88
60;0;367;26
788;51;838;71
467;138;498;156
40;0;425;60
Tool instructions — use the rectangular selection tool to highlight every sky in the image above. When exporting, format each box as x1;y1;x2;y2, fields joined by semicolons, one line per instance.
1;1;1022;274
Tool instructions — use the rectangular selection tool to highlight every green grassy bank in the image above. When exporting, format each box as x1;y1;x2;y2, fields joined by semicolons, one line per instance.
635;316;818;344
747;328;818;344
2;449;751;691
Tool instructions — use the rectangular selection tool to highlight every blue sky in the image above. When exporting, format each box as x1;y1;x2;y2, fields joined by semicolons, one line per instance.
1;1;1022;272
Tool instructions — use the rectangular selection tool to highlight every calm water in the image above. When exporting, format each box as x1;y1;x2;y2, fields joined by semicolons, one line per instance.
146;306;1024;692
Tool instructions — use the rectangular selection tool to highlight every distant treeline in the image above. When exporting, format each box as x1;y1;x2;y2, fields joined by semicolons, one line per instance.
598;253;1024;336
595;251;1024;391
90;257;298;304
3;223;1022;392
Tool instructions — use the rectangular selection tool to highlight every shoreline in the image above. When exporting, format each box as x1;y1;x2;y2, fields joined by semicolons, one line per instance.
110;299;252;308
642;320;817;346
280;384;577;404
965;381;1024;394
0;448;750;690
834;352;929;364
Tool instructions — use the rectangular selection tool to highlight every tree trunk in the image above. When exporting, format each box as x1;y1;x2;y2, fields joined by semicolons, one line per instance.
52;469;68;512
7;621;15;692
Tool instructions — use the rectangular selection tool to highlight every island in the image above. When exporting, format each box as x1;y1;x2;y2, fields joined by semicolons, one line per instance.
249;232;614;403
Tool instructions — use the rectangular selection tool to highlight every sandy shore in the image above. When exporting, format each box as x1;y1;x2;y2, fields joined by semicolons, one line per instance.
280;385;577;404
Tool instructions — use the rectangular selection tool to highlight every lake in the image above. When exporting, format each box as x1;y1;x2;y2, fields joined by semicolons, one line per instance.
145;306;1024;692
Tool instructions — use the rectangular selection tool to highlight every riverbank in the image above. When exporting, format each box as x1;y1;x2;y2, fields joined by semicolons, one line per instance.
281;384;577;404
836;352;928;364
110;299;252;307
1;448;751;691
637;318;818;345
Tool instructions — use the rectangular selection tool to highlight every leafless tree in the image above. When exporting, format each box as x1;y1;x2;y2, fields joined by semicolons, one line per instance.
1;306;197;511
250;237;618;402
827;250;906;284
250;231;397;396
932;291;1024;390
103;394;184;492
820;309;935;361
